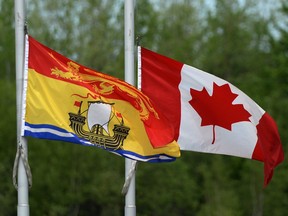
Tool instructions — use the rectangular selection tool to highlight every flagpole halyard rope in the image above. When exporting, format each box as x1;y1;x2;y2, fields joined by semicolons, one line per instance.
12;145;20;189
136;35;142;47
122;160;137;195
13;145;32;190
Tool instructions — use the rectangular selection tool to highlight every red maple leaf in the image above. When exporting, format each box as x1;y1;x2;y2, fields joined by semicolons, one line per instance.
189;82;251;144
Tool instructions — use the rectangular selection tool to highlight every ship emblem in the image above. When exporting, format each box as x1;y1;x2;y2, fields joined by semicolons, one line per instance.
69;100;130;150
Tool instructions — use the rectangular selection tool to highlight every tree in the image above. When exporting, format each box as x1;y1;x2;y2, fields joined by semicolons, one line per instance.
198;0;271;82
155;0;203;64
0;0;15;81
27;0;124;78
0;80;17;216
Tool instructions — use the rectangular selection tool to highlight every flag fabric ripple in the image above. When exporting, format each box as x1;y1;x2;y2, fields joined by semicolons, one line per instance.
139;46;284;185
21;35;180;162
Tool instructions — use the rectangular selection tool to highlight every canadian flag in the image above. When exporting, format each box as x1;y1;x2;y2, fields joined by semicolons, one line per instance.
138;46;284;186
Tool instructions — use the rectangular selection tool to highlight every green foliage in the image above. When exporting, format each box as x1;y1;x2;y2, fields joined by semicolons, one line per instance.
137;156;200;216
0;0;15;81
0;80;17;216
197;0;271;81
1;0;287;215
28;139;124;215
27;0;124;79
135;0;160;48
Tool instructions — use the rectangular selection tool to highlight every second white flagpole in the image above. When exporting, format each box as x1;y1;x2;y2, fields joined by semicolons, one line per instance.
124;0;136;216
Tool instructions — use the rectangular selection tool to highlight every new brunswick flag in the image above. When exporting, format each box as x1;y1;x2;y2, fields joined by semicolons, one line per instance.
21;35;180;162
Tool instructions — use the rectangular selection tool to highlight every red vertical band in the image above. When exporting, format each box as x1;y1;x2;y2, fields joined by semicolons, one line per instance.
141;47;183;140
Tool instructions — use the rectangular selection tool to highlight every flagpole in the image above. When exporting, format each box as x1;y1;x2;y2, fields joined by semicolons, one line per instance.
124;0;136;216
15;0;30;215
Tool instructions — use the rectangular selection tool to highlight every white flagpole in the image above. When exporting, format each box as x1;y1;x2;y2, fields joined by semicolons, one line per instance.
15;0;30;215
124;0;136;216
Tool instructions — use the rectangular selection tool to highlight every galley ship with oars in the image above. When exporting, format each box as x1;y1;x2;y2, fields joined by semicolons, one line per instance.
69;100;130;150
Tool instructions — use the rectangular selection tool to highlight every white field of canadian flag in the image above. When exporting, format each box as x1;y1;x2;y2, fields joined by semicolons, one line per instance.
138;46;284;186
